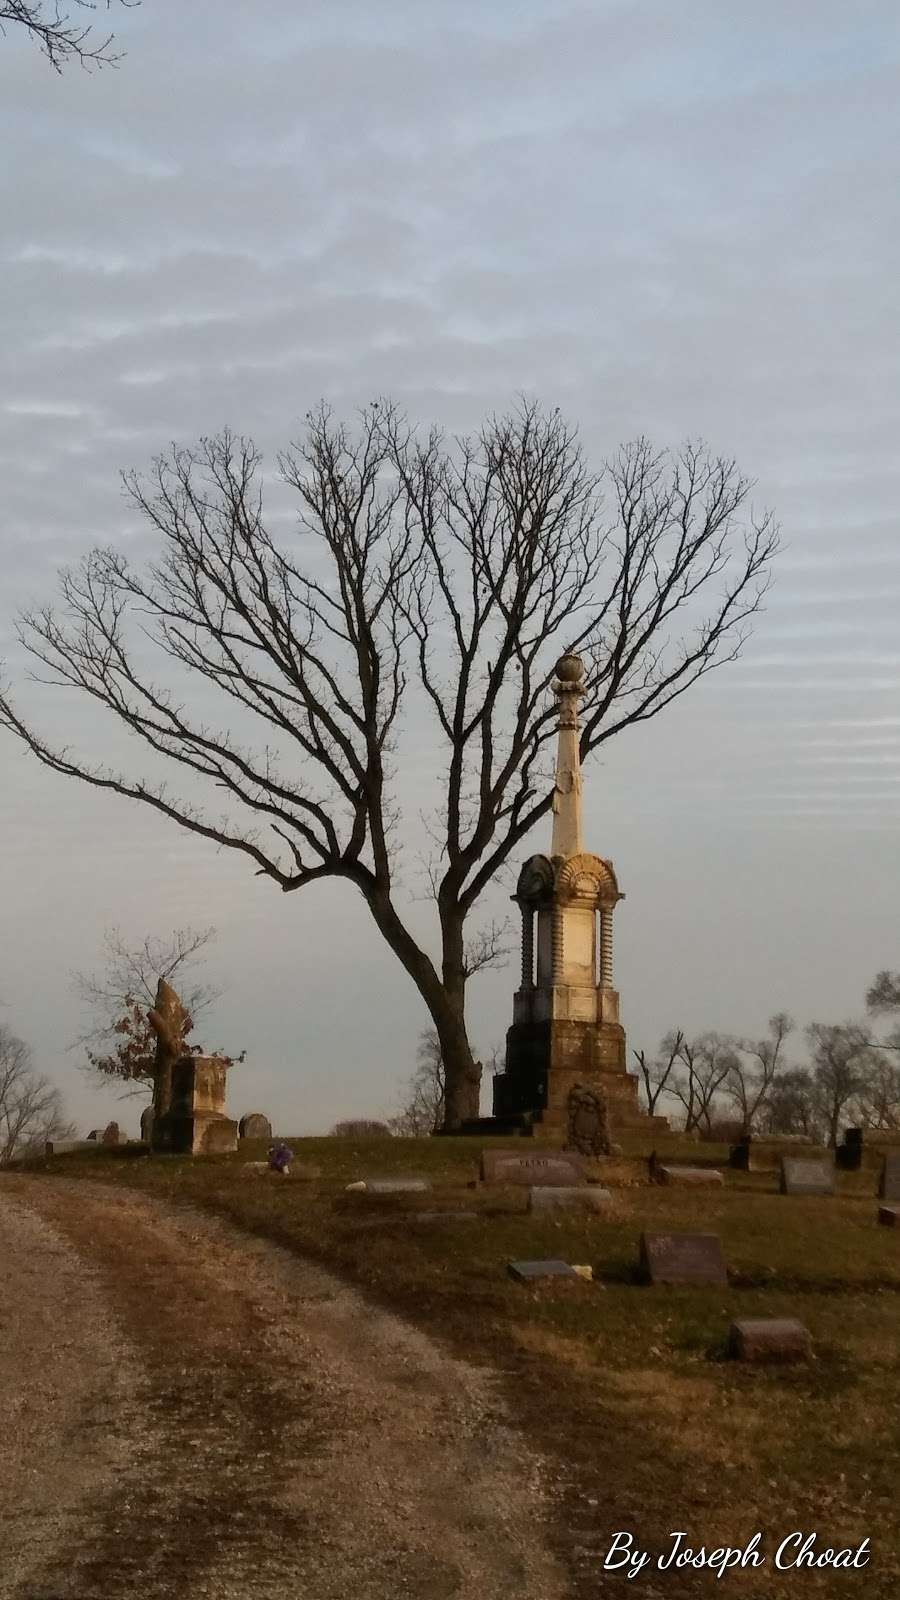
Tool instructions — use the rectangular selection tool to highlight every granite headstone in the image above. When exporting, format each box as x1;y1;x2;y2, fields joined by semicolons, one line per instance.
779;1157;836;1196
639;1231;728;1287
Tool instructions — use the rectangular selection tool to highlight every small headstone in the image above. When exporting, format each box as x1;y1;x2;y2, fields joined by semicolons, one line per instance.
527;1186;612;1214
779;1156;836;1196
657;1165;724;1188
639;1231;728;1287
345;1178;431;1194
879;1152;900;1202
878;1206;900;1227
239;1112;273;1140
480;1149;586;1188
507;1259;580;1282
86;1130;102;1142
140;1106;155;1143
729;1318;812;1363
101;1121;121;1147
44;1140;98;1156
836;1127;864;1172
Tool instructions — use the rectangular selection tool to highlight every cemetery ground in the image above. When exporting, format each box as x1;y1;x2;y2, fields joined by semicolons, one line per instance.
6;1134;900;1599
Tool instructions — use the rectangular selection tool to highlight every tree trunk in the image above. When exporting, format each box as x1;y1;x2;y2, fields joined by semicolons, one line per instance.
360;886;483;1133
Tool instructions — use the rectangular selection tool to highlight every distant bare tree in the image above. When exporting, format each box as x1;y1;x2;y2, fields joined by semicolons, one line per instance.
758;1066;820;1140
0;1027;73;1163
330;1119;392;1138
725;1012;794;1134
866;971;900;1014
72;926;219;1096
671;1032;741;1135
1;1;139;71
0;402;778;1128
391;1028;446;1137
807;1022;876;1148
634;1029;683;1116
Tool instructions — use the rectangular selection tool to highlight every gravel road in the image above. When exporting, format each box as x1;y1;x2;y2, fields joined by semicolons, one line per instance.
0;1177;570;1600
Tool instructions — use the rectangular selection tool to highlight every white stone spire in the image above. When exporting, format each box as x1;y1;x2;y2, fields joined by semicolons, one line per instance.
550;652;585;858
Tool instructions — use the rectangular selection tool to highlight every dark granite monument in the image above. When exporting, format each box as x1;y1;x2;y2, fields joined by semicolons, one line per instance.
879;1152;900;1202
639;1231;728;1287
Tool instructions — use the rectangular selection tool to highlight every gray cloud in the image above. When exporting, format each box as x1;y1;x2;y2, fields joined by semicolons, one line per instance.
2;0;899;1135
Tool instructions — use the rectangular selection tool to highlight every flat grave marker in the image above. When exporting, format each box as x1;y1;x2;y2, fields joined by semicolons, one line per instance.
639;1231;728;1287
527;1186;612;1214
345;1178;431;1194
878;1205;900;1228
507;1259;580;1282
480;1149;586;1188
657;1165;724;1188
729;1318;812;1363
879;1153;900;1202
779;1157;836;1197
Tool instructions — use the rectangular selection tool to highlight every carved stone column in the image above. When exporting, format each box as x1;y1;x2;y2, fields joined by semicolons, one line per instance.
552;903;565;985
599;904;614;989
520;904;535;989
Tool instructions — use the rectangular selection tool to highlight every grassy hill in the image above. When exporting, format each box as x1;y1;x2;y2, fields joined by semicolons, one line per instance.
18;1132;900;1597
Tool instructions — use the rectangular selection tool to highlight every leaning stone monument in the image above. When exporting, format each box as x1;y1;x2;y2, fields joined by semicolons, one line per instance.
487;652;667;1140
148;977;238;1156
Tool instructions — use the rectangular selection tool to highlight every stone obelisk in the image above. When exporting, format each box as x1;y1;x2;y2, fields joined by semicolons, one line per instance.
490;652;662;1136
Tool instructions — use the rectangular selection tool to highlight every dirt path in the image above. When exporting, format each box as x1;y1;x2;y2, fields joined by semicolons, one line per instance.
0;1177;571;1600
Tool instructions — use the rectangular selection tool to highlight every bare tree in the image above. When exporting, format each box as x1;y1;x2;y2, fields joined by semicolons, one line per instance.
0;1027;73;1163
634;1029;683;1116
0;402;778;1128
758;1066;820;1140
807;1021;875;1148
72;925;219;1097
1;0;138;71
390;1028;446;1136
330;1119;392;1138
866;970;900;1014
725;1011;793;1134
671;1032;741;1135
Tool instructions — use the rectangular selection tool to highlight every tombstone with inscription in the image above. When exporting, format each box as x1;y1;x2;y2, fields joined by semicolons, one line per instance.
528;1186;612;1214
479;1148;586;1187
140;1105;155;1143
779;1156;836;1197
639;1231;728;1287
879;1152;900;1202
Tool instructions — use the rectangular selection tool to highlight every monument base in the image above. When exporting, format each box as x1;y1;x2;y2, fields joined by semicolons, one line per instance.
488;1016;667;1138
154;1111;238;1156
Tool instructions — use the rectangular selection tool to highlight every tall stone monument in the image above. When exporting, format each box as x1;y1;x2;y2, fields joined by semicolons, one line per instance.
148;976;238;1156
490;652;666;1138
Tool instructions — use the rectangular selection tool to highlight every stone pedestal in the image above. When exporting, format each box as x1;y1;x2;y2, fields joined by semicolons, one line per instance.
152;1054;238;1156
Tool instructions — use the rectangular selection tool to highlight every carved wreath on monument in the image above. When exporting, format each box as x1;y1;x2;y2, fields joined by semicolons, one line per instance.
565;1084;613;1158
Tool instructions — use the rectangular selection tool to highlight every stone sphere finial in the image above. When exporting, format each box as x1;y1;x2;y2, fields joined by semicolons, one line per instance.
554;651;584;686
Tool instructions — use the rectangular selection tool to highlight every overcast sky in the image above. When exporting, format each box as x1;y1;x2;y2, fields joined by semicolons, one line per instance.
2;0;899;1136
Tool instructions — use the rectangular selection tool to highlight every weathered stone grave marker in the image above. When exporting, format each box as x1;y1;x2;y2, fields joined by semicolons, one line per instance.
345;1178;431;1194
639;1231;728;1287
528;1186;612;1214
140;1105;154;1143
414;1211;479;1224
507;1259;580;1282
729;1318;812;1363
656;1164;724;1188
480;1149;586;1187
879;1152;900;1202
779;1156;836;1197
878;1205;900;1227
239;1112;273;1140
